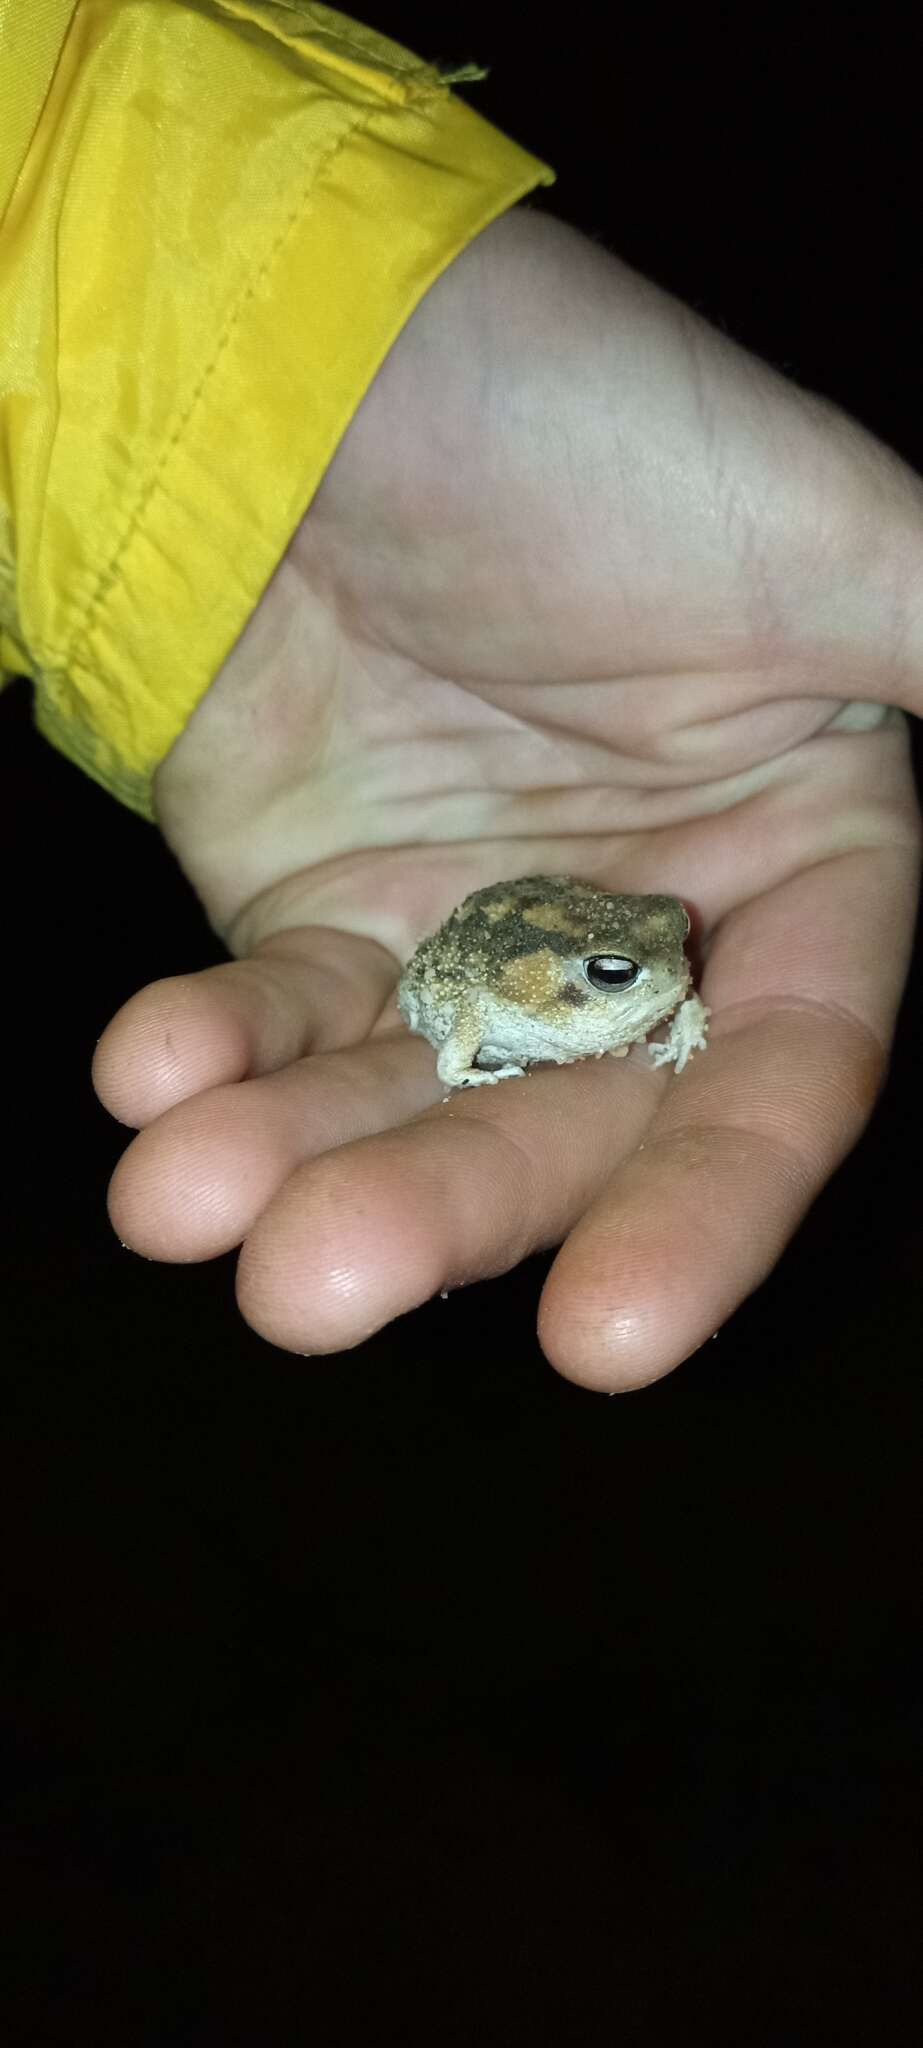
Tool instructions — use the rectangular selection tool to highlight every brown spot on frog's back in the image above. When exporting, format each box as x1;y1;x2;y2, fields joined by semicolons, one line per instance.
480;892;520;924
520;900;590;939
495;947;565;1008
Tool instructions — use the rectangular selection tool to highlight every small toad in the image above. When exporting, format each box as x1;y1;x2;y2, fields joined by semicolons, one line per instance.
397;874;710;1089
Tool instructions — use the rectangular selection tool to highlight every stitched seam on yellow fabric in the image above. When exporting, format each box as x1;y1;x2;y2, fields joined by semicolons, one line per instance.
60;91;378;689
212;2;445;96
0;0;80;233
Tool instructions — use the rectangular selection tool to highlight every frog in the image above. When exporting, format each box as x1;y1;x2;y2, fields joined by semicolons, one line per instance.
397;874;710;1088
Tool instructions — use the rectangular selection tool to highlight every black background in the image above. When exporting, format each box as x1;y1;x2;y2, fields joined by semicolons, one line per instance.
2;8;921;2042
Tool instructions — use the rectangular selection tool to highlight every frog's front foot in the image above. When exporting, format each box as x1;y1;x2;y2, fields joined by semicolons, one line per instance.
649;995;710;1073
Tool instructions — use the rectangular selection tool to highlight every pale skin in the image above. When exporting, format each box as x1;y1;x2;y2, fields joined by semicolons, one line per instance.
91;207;922;1390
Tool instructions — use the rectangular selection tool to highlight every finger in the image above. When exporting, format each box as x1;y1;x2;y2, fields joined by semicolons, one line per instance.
92;926;398;1125
538;844;919;1391
106;1031;442;1261
234;1050;671;1355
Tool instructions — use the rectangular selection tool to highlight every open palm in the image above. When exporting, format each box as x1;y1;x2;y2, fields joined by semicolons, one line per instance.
93;208;921;1387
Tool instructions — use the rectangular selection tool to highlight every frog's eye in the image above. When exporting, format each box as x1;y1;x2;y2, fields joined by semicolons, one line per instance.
584;955;641;991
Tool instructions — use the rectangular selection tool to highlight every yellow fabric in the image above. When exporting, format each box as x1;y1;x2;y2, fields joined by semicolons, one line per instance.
0;2;555;819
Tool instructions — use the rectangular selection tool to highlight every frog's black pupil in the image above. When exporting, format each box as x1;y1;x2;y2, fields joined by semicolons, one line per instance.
585;955;640;991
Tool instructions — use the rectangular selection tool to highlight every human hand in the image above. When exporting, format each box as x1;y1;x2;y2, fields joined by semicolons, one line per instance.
92;208;922;1388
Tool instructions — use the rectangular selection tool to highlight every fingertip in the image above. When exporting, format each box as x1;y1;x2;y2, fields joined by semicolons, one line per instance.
104;1100;250;1261
537;1253;687;1393
92;975;252;1124
537;1192;739;1394
233;1140;443;1358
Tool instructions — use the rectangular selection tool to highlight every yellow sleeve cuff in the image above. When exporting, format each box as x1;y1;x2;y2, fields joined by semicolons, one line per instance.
0;1;555;818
